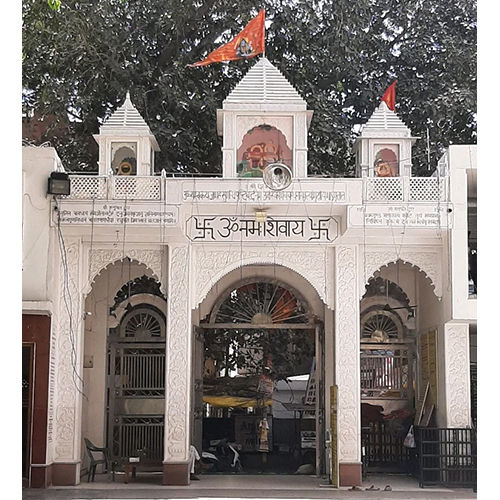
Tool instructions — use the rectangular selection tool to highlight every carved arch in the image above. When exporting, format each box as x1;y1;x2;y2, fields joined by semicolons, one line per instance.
84;248;165;296
362;250;442;299
194;247;330;310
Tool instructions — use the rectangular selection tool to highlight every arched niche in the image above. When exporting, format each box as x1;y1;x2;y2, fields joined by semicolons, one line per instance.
374;145;399;177
236;124;293;177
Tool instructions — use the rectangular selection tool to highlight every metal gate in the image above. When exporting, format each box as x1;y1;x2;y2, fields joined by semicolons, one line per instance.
416;427;476;489
106;305;166;465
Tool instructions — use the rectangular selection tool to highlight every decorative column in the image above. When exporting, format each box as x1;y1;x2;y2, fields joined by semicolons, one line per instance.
50;238;85;485
444;321;471;427
163;244;192;485
334;245;362;486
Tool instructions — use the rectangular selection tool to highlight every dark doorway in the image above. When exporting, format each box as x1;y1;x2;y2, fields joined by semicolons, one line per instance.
22;343;34;479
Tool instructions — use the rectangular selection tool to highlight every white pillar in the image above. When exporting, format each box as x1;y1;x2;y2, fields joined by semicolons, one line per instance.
444;321;472;427
163;244;192;484
50;237;85;485
334;245;361;486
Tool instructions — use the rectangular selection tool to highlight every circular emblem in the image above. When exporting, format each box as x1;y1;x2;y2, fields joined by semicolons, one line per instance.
263;163;292;191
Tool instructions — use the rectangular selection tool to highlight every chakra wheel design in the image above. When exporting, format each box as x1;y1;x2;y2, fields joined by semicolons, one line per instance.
210;280;309;325
120;306;165;340
361;309;403;341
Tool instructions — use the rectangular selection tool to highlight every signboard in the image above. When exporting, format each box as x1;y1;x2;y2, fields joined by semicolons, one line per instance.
181;180;347;204
348;205;452;228
186;216;338;243
301;430;316;449
52;201;179;226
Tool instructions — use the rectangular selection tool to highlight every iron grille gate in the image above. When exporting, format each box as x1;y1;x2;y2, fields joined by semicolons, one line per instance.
107;343;165;465
416;427;476;489
361;347;411;399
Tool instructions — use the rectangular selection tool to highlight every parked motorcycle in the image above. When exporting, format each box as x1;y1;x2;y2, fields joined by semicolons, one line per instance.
201;438;243;473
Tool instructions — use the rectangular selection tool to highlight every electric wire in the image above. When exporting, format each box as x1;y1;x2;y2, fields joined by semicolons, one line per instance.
54;197;87;400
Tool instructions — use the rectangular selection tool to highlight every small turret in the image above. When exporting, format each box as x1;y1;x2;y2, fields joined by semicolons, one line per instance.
353;101;418;178
93;92;160;176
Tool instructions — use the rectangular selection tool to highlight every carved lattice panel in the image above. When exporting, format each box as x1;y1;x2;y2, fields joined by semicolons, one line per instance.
112;177;161;200
366;177;403;201
409;177;446;202
68;175;107;199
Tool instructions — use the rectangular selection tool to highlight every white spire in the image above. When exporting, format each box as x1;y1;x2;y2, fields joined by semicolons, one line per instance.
360;101;412;138
101;92;151;131
223;57;306;108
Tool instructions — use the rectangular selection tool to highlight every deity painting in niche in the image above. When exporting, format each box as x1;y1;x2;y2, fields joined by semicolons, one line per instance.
374;146;399;177
237;125;292;178
111;142;137;176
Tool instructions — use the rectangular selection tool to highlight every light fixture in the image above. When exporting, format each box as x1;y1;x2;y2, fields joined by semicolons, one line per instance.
47;171;71;196
255;210;267;223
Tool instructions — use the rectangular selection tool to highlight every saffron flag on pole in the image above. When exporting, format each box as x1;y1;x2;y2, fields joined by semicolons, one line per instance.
381;81;396;111
188;9;265;67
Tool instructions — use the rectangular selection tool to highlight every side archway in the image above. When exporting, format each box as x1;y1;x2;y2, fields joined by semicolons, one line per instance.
362;250;442;299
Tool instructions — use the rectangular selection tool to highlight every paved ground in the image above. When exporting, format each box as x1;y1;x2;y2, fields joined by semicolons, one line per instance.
21;473;477;500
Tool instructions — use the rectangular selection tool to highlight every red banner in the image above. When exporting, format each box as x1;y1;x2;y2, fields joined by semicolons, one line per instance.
189;9;265;67
382;81;396;111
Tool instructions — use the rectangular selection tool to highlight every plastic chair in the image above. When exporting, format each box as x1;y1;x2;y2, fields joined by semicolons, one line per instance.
84;438;115;482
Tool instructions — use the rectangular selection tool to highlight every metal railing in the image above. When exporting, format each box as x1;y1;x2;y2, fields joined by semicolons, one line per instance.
415;427;476;489
361;422;411;470
111;415;164;465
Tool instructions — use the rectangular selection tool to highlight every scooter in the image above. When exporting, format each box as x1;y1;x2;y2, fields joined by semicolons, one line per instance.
201;438;242;472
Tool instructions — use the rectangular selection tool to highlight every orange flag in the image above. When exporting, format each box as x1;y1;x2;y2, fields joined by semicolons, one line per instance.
188;9;265;67
381;81;396;111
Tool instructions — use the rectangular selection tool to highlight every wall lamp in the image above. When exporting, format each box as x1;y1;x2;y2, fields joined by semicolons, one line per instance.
47;171;71;196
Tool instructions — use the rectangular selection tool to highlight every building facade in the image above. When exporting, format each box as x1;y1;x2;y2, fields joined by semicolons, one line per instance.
22;57;477;488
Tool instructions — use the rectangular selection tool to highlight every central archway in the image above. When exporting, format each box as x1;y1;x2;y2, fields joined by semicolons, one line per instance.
195;273;324;476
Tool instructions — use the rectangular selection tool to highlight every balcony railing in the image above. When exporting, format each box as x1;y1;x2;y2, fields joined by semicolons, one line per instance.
66;174;448;203
365;176;447;203
68;175;162;200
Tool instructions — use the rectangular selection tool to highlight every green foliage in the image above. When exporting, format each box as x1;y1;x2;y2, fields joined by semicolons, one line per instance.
204;328;314;381
47;0;61;12
22;0;476;175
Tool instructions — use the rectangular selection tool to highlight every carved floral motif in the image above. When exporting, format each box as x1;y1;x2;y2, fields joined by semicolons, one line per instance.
52;239;82;461
194;247;331;308
363;249;442;298
165;246;190;461
444;323;471;427
88;248;165;293
335;246;361;462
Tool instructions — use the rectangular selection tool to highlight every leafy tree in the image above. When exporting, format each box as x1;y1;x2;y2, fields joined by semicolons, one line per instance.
22;0;476;175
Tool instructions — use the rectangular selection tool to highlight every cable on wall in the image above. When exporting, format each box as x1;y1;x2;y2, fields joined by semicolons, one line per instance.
54;197;87;400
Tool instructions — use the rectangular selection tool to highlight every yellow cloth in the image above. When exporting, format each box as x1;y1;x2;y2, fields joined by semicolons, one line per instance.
203;395;272;408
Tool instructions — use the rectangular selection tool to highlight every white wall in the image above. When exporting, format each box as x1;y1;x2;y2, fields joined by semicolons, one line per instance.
448;145;477;321
22;147;61;302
